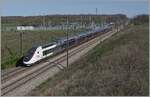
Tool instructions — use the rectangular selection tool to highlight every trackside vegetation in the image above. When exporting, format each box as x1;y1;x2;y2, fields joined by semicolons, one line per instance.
1;29;87;69
28;24;149;96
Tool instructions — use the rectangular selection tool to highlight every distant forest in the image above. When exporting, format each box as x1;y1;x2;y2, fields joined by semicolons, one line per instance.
2;14;127;26
132;14;149;25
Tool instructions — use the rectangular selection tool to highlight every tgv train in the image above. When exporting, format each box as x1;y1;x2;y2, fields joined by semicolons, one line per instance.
23;25;113;66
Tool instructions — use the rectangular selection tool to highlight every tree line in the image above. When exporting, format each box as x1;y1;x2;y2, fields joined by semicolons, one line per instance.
131;14;149;25
2;14;127;26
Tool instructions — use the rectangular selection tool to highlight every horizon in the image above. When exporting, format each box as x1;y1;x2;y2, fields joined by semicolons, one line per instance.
1;0;149;18
1;13;148;19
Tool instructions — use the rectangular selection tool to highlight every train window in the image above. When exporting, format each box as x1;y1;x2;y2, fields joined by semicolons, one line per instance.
43;47;55;56
26;47;37;55
23;47;37;61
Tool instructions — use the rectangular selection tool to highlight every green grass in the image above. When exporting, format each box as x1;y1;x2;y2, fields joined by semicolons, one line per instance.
28;24;149;96
1;28;88;70
1;55;19;69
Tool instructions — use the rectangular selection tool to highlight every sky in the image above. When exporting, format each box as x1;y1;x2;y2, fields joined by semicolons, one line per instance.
0;0;149;18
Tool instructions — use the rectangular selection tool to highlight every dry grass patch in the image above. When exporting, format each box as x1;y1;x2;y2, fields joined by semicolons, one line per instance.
29;24;149;96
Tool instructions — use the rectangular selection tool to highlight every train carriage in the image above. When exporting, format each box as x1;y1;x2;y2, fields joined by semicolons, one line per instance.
22;24;113;66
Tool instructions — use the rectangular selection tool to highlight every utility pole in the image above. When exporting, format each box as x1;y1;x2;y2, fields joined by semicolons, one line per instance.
96;8;98;15
96;8;98;28
20;31;23;56
103;16;105;28
81;15;83;29
66;16;69;68
43;14;46;30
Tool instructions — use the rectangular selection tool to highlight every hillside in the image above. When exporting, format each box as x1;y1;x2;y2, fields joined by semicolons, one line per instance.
28;24;149;96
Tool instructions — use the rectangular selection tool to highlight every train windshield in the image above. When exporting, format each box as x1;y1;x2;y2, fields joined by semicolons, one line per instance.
27;47;37;55
23;47;37;62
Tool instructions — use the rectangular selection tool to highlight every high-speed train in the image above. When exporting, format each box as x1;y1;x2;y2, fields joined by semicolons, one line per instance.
23;24;113;66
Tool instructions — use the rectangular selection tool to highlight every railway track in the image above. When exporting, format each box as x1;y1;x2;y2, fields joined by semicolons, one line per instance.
1;43;85;83
1;27;123;96
2;37;98;83
2;42;92;95
2;67;24;77
2;68;27;83
2;30;108;95
1;30;107;83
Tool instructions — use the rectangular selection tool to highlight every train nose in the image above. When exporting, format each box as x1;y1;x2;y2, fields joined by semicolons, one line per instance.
23;56;30;62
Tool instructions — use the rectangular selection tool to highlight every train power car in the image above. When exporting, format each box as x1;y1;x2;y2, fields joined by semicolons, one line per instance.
23;43;57;66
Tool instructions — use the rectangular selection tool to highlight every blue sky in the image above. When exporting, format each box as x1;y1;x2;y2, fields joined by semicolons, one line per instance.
1;0;149;17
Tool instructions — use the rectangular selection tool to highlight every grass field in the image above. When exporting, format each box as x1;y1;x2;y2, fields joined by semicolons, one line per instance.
28;24;149;96
1;28;88;69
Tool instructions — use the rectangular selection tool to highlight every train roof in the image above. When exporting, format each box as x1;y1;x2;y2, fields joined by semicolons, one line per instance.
41;42;57;48
28;25;113;50
77;31;89;37
58;35;78;43
94;28;104;32
57;26;108;43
